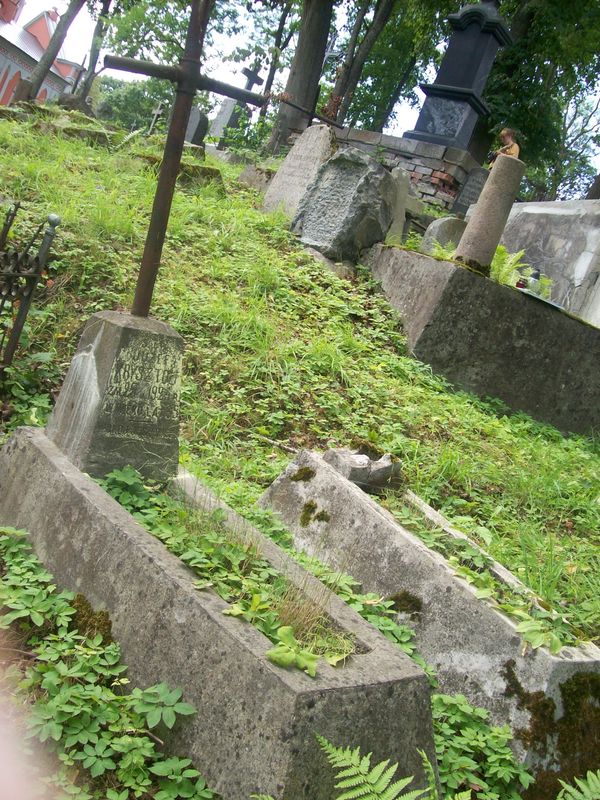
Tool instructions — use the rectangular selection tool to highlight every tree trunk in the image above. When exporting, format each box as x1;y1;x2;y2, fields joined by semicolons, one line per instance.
585;174;600;199
267;0;335;153
13;0;87;102
372;56;416;132
322;0;369;120
337;0;396;124
259;1;293;119
77;0;113;102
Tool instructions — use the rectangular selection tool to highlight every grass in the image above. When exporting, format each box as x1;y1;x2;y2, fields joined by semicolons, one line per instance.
0;114;598;647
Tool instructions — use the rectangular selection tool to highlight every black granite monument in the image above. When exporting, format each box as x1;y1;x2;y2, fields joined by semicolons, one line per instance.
404;1;511;150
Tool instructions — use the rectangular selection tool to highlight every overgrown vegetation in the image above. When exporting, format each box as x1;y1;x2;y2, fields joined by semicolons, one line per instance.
0;116;597;653
0;528;216;800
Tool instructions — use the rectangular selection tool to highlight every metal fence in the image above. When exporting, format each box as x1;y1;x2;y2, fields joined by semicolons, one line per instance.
0;203;60;375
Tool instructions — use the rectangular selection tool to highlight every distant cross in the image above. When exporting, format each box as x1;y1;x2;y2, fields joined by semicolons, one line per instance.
241;65;264;93
104;0;266;317
148;101;165;136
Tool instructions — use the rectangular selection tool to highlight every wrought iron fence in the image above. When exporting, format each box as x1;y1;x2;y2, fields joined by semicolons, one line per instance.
0;203;60;375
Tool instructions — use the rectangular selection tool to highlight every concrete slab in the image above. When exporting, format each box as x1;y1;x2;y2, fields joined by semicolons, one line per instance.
0;428;437;800
261;450;600;778
365;245;600;436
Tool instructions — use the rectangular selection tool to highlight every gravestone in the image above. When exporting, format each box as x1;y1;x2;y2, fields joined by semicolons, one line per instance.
208;65;264;148
386;166;411;242
237;164;276;193
46;311;182;483
291;147;397;262
263;124;337;218
451;166;489;217
420;216;467;254
455;154;525;275
185;106;209;146
0;428;438;800
405;2;511;150
261;450;600;781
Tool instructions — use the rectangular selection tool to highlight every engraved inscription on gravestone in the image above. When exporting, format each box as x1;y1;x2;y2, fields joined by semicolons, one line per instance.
452;167;489;217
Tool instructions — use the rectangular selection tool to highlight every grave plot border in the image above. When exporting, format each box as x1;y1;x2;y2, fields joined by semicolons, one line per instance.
261;450;600;778
0;427;437;800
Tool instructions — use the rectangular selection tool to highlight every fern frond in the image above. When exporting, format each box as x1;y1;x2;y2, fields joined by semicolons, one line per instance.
557;769;600;800
418;749;439;800
317;735;427;800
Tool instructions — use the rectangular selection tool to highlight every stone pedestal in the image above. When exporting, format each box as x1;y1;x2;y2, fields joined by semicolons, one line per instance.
46;311;183;482
455;154;525;274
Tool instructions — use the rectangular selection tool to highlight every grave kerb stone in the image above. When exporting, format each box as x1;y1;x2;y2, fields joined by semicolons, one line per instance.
261;450;600;778
0;427;438;800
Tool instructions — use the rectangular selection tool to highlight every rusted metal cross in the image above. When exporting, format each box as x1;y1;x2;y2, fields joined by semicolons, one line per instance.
104;0;266;317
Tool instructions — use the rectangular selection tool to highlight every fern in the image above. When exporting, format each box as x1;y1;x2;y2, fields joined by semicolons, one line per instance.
317;735;428;800
490;245;531;286
557;770;600;800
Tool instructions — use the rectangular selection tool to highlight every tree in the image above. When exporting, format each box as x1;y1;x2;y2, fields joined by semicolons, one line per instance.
323;0;397;125
521;91;600;201
95;75;176;130
11;0;88;103
76;0;113;102
267;0;336;152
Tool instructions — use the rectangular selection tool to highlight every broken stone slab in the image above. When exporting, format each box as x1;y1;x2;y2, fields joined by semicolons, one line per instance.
0;427;438;800
260;450;600;778
365;244;600;435
263;124;337;218
46;311;182;483
420;216;467;254
322;448;403;493
386;167;411;243
292;147;397;262
237;164;276;193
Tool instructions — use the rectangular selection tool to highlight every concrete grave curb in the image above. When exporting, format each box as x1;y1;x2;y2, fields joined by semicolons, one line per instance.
0;428;437;800
260;450;600;775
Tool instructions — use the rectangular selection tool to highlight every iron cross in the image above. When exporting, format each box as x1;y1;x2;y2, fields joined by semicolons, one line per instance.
104;0;266;317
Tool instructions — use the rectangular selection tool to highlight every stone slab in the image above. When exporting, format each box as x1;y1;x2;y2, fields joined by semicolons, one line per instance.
0;428;437;800
237;164;276;193
366;245;600;435
420;216;467;254
292;147;397;262
500;199;600;328
46;311;182;482
261;449;600;775
386;166;411;243
263;125;337;218
452;166;489;217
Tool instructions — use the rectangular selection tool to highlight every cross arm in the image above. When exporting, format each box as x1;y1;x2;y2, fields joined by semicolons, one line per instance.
104;55;267;106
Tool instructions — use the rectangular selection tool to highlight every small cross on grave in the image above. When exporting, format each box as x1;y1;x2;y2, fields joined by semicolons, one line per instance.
46;0;267;483
209;64;264;147
148;101;166;136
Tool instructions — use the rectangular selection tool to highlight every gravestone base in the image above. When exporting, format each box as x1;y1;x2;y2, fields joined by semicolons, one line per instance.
366;245;600;435
46;311;183;483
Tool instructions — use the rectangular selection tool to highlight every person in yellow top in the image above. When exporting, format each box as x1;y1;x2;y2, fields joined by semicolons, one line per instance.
489;128;520;164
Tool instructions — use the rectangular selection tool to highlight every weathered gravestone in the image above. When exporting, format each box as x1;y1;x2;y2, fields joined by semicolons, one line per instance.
420;216;467;254
185;106;209;146
46;311;182;483
451;166;489;217
292;147;397;262
386;166;411;242
0;428;439;800
261;450;600;783
237;164;276;193
208;66;264;149
263;124;337;218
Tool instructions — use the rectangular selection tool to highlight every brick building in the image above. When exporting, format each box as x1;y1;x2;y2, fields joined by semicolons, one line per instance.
0;1;82;105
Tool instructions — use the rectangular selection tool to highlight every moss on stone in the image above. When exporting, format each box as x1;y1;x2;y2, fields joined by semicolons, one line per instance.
314;510;330;523
290;467;316;482
388;590;423;615
300;500;317;527
502;659;600;799
72;593;113;643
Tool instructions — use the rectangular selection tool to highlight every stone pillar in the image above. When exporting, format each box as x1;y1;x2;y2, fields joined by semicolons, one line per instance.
454;154;525;276
46;311;183;482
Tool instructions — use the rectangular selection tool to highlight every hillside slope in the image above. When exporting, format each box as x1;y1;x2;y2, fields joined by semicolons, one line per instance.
0;114;598;644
